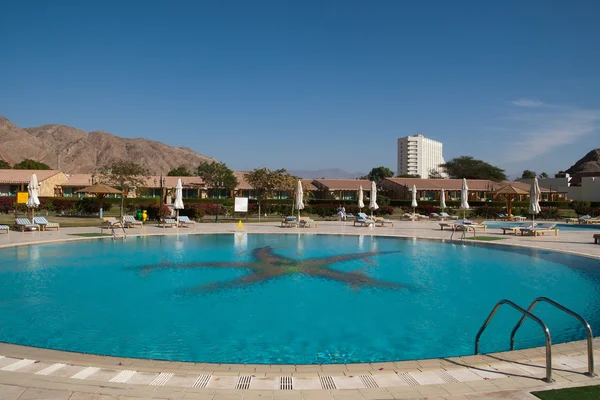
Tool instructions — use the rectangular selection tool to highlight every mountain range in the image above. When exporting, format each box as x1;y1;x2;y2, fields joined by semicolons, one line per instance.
0;117;215;174
566;148;600;174
287;168;365;179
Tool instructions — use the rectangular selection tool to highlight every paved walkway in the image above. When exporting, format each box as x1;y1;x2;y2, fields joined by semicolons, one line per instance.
0;220;599;399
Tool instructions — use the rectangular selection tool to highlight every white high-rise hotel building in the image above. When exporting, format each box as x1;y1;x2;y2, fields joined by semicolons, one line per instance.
397;134;445;179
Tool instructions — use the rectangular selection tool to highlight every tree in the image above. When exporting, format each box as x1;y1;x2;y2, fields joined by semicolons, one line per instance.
428;169;444;179
0;159;11;169
13;159;51;170
196;161;239;221
244;168;294;219
440;156;507;181
365;166;395;183
521;170;537;179
167;166;193;176
539;172;549;179
99;160;150;217
396;174;421;178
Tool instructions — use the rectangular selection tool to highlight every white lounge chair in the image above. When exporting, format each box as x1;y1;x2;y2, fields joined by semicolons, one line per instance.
14;218;39;232
161;218;178;228
500;222;535;235
373;217;394;227
354;213;375;227
440;212;458;220
520;223;559;236
0;225;9;234
299;216;318;228
177;216;196;228
281;216;299;228
33;217;60;231
123;215;143;228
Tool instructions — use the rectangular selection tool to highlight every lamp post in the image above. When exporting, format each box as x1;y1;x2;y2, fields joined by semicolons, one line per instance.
154;175;166;220
215;181;224;223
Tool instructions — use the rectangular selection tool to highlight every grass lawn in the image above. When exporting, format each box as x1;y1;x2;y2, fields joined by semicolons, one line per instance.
532;385;600;399
464;236;507;241
68;233;112;237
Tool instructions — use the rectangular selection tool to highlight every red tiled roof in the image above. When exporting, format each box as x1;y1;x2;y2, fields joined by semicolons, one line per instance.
0;170;63;184
312;179;372;190
382;178;554;192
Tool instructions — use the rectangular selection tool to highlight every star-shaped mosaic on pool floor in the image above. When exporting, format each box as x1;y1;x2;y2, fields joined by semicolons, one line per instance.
133;246;409;292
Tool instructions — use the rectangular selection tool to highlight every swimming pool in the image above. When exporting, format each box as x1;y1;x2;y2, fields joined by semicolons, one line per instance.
0;234;598;364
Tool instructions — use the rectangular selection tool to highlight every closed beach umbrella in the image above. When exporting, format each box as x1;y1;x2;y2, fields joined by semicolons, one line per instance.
26;173;40;219
440;188;447;209
529;177;541;226
460;178;469;219
369;181;379;218
358;185;364;210
295;180;304;222
411;185;418;214
174;179;184;220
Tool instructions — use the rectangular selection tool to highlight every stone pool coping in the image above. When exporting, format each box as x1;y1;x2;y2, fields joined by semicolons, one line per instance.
0;221;599;398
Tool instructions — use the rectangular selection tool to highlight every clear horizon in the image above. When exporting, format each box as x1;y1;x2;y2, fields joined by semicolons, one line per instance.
1;1;599;178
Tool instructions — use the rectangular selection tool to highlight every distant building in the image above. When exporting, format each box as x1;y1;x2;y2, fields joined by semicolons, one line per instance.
397;134;445;179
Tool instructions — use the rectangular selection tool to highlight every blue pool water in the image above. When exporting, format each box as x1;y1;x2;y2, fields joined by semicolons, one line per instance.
0;234;599;364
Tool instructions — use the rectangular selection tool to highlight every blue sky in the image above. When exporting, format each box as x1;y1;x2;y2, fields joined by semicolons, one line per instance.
1;0;599;178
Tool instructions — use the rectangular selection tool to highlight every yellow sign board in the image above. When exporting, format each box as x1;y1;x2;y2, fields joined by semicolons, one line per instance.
16;192;29;204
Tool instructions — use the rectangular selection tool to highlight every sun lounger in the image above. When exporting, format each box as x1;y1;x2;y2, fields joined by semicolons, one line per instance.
122;215;143;228
177;216;196;228
511;215;527;222
373;217;394;227
454;220;487;232
497;213;510;220
103;217;122;227
354;213;375;227
32;217;60;231
299;217;318;228
281;216;299;228
581;217;600;224
0;225;9;234
520;223;559;237
14;218;40;232
430;213;443;221
440;212;458;220
501;222;535;235
161;218;178;228
402;213;418;221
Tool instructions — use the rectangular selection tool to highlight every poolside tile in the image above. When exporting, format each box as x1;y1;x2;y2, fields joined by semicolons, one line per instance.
49;365;87;378
248;377;279;390
445;369;483;382
331;376;364;389
126;371;160;385
86;368;120;382
207;376;239;389
165;374;202;387
371;373;408;388
292;377;322;390
409;371;445;385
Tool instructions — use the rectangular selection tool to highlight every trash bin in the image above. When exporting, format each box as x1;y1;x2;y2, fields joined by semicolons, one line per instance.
136;209;142;220
142;210;148;221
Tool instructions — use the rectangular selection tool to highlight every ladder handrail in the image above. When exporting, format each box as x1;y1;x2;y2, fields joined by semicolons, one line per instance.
510;296;596;377
475;299;554;383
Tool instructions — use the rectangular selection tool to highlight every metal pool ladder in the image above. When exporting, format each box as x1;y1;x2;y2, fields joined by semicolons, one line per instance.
110;224;127;240
474;298;596;383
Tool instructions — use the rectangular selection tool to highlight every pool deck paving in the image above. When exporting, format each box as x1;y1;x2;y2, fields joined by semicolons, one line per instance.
0;220;599;399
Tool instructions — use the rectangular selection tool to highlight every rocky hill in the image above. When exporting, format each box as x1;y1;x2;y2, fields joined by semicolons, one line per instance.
566;148;600;174
0;117;215;174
